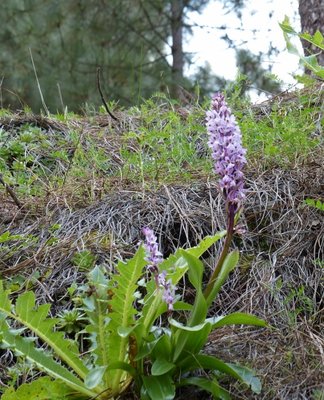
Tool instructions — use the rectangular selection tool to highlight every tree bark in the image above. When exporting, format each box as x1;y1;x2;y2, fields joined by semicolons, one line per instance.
171;0;184;98
298;0;324;67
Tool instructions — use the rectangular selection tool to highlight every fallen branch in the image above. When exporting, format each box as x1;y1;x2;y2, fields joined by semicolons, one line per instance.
96;67;118;121
0;173;23;208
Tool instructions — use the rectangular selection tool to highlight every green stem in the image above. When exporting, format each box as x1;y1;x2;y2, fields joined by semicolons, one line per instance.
97;299;110;389
143;290;163;335
204;203;235;299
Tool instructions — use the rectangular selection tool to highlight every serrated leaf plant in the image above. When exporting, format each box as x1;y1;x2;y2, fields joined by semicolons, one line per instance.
279;16;324;80
0;93;266;400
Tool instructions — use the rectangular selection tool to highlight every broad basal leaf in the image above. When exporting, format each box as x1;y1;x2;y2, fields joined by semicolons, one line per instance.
179;250;203;290
227;363;262;394
181;354;262;394
142;374;175;400
178;376;230;400
171;320;212;363
188;286;208;326
207;312;266;329
151;358;175;376
186;231;227;258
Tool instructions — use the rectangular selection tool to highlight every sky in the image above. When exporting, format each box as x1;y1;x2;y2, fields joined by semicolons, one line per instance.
186;0;303;100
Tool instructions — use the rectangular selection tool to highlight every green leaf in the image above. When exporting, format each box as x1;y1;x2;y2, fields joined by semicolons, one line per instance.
175;251;208;329
181;354;262;394
0;231;24;244
0;282;12;313
313;30;324;49
171;320;212;363
117;326;135;338
107;360;137;377
300;55;324;76
300;30;324;50
0;289;89;381
138;279;163;336
179;376;230;400
72;250;96;271
1;377;79;400
0;231;10;243
157;247;189;288
227;363;262;394
206;250;239;307
305;198;316;207
107;246;147;391
0;320;94;397
142;374;175;400
84;366;107;389
316;200;324;210
208;312;266;329
279;17;324;78
170;319;209;332
134;336;159;361
179;250;203;290
178;354;238;377
88;264;109;291
135;332;173;364
279;18;300;56
157;232;226;288
139;251;190;337
172;300;192;311
186;231;227;258
305;198;324;211
279;16;297;34
189;288;208;326
151;334;172;360
139;234;222;339
151;358;175;376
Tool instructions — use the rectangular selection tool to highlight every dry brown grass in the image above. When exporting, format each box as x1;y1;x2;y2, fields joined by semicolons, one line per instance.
1;162;323;398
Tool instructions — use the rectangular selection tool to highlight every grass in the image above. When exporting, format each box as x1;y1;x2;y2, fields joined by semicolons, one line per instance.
240;102;322;166
0;86;322;205
0;83;323;399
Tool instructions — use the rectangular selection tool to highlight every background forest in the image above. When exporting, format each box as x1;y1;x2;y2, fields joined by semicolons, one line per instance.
1;0;322;112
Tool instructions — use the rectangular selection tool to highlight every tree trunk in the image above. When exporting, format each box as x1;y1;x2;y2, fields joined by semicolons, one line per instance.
298;0;324;67
170;0;184;98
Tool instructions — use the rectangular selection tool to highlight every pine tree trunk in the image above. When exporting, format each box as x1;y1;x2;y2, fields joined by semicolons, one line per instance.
171;0;184;98
298;0;324;67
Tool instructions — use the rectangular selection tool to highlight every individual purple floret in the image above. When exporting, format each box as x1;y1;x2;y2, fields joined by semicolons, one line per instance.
142;227;163;274
206;93;247;207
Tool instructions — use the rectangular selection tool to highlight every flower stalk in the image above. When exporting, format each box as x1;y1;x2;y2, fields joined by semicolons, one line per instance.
204;203;235;299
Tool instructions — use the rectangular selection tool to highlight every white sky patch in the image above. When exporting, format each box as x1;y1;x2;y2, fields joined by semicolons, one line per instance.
186;0;304;97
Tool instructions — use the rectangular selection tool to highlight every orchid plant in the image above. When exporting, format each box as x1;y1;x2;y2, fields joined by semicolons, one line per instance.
0;94;266;400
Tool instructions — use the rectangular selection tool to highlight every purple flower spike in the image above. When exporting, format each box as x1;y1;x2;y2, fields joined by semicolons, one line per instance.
158;271;176;311
206;93;247;207
142;227;163;274
142;228;176;311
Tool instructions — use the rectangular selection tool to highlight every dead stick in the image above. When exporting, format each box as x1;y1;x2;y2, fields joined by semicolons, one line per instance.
0;173;23;208
96;67;118;121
